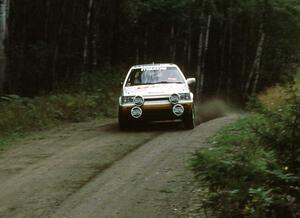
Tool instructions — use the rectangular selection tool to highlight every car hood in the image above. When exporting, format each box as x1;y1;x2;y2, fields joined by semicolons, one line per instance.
123;83;189;96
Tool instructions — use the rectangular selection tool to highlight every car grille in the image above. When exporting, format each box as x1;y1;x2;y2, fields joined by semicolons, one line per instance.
145;97;169;101
143;96;170;105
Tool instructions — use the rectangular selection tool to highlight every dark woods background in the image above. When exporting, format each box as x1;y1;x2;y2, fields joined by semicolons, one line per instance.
0;0;300;102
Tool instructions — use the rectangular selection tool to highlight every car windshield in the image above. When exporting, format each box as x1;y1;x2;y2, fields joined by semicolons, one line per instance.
126;66;185;86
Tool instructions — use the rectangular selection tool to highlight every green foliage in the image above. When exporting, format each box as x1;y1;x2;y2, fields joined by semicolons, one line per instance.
79;68;125;94
295;69;300;83
0;132;24;150
191;87;300;217
4;0;300;99
248;87;300;171
0;92;117;137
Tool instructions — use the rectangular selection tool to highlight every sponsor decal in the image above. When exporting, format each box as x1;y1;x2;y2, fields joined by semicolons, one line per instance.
141;67;167;71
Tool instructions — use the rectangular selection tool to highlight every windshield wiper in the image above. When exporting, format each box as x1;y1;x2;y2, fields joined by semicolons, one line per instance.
156;81;183;84
131;81;183;85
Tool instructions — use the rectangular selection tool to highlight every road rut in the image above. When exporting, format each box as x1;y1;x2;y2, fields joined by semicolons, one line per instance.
0;115;239;218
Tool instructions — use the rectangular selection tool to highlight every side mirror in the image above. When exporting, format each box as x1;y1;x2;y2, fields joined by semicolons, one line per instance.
120;81;124;86
187;78;196;85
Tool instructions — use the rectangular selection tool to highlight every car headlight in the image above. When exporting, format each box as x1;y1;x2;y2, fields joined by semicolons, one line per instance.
133;96;144;106
131;106;143;118
121;96;135;104
169;94;180;104
179;93;191;100
172;104;185;116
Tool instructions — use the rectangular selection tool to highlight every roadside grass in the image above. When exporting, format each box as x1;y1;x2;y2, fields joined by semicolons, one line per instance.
0;132;25;151
0;69;123;141
257;84;287;109
191;117;277;217
190;79;300;217
258;69;300;109
295;68;300;83
0;93;118;138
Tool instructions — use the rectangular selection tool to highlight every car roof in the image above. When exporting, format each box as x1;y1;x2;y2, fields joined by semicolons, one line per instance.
131;63;177;69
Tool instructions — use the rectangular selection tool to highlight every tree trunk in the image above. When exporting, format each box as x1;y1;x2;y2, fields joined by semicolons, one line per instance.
187;12;192;72
195;29;204;102
51;22;64;90
244;24;265;97
204;15;212;52
244;0;268;97
92;33;97;67
240;30;248;94
143;27;149;63
91;0;104;69
226;16;233;101
217;21;227;95
200;14;211;96
0;0;8;95
65;1;77;81
196;14;211;102
170;23;176;62
183;37;187;72
83;0;94;69
51;2;66;90
135;48;140;64
44;0;50;42
195;0;205;102
110;0;120;66
251;27;265;96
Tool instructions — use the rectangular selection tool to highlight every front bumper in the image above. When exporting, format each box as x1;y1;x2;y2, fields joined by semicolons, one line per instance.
119;101;193;121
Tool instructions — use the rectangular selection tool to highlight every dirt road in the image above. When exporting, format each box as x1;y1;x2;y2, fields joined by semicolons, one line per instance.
0;115;238;218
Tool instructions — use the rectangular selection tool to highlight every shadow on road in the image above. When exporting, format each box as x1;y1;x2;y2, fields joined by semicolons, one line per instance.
104;121;186;133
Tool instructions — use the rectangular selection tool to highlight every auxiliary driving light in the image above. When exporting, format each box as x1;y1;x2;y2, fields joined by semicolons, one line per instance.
169;94;180;104
133;96;144;106
172;104;184;116
131;106;143;119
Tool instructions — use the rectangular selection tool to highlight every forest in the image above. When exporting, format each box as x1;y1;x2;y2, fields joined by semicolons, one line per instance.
0;1;300;217
0;0;300;101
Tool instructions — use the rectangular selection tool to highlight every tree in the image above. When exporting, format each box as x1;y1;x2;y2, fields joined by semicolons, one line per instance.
0;0;8;94
2;0;300;100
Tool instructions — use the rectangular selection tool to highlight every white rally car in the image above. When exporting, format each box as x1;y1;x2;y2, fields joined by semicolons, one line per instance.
118;63;196;130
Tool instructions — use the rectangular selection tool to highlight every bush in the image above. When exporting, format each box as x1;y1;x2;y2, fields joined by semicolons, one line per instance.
258;85;288;109
0;93;118;136
191;86;300;218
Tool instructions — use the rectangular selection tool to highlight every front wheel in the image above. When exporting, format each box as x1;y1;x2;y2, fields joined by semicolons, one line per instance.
183;109;195;130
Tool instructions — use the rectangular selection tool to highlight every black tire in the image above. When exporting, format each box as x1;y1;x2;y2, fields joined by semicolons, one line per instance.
183;109;195;130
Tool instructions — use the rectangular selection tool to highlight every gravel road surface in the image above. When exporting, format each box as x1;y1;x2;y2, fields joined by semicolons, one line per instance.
0;115;239;218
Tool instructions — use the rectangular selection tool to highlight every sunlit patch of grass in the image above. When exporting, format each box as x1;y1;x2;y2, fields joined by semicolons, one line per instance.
258;85;288;109
258;70;300;109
